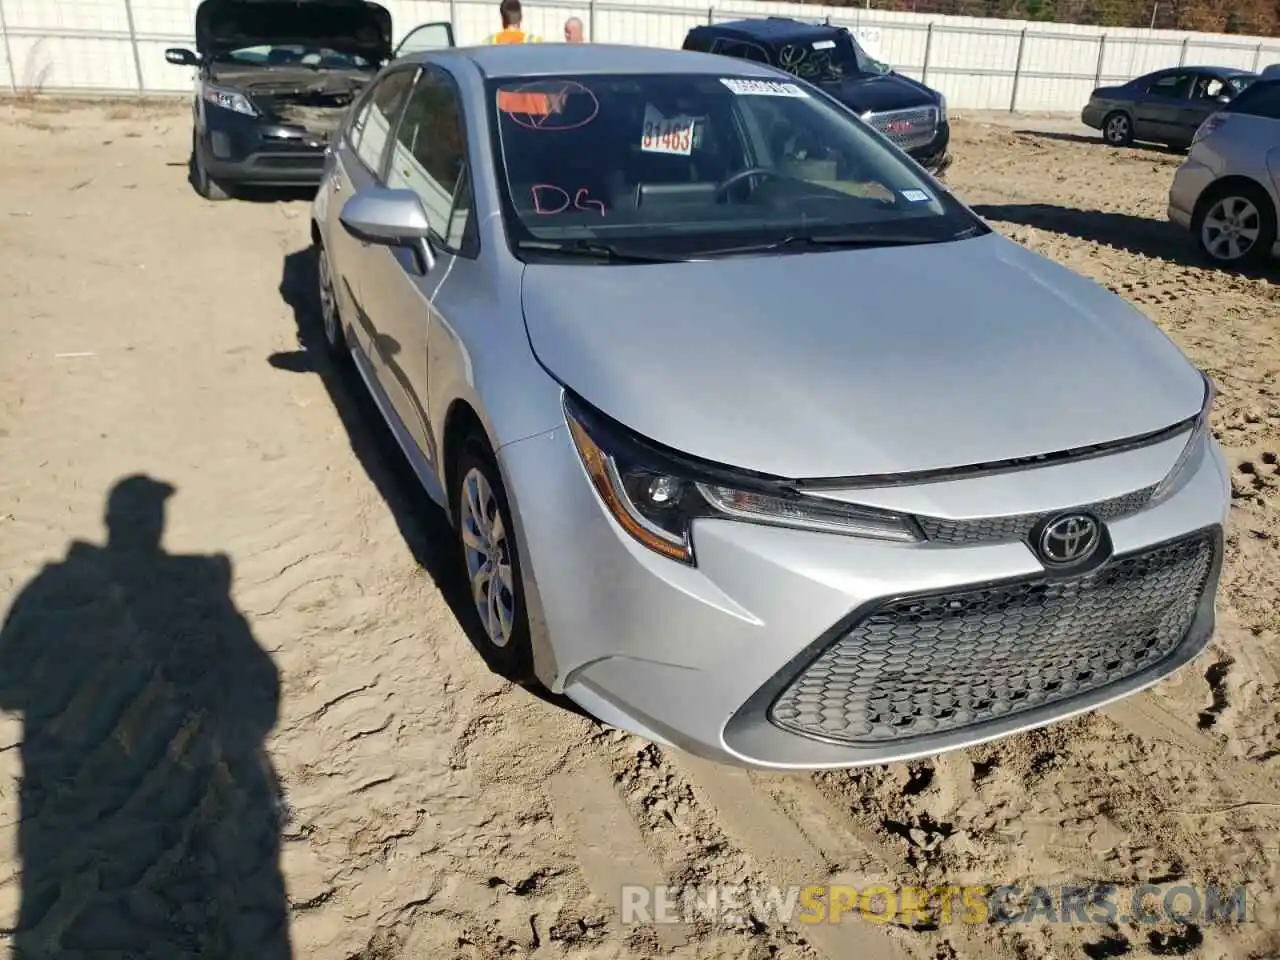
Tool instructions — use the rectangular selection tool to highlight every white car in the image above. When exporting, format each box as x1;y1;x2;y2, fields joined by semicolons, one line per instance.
1168;78;1280;266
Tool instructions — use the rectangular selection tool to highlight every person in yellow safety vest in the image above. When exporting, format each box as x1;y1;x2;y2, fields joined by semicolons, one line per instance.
485;0;543;44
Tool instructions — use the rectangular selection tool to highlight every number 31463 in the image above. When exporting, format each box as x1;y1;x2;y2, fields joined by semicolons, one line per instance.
643;120;693;153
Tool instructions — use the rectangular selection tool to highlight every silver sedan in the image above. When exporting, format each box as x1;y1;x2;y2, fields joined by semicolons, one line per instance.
311;43;1230;769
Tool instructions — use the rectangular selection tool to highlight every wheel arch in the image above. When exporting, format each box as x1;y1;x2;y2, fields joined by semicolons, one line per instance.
441;398;492;516
1193;174;1278;223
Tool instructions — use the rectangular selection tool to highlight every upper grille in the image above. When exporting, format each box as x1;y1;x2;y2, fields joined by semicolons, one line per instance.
864;106;938;152
917;485;1157;545
769;531;1216;746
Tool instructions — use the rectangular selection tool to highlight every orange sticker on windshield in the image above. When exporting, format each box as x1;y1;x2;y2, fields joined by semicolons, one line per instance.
497;90;557;115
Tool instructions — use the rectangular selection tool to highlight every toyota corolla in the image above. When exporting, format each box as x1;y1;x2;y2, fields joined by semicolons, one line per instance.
311;43;1230;769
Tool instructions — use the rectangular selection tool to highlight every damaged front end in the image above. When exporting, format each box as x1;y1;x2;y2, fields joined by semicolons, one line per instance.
216;67;372;141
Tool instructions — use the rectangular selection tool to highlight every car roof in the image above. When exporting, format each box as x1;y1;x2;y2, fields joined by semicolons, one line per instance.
1143;65;1256;77
696;17;835;43
418;42;785;78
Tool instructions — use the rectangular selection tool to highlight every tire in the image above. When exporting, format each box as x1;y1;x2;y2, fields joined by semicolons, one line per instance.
190;130;231;201
451;435;535;683
1101;110;1133;147
316;243;349;362
1192;181;1278;268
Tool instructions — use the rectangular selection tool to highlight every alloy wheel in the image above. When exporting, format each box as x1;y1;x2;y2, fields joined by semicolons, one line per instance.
459;466;516;648
1105;114;1129;144
1201;196;1261;262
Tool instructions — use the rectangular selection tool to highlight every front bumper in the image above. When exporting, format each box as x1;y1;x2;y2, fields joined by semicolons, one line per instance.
199;107;330;186
907;120;951;177
498;418;1231;770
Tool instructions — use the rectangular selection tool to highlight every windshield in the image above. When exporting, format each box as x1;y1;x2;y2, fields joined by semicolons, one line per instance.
219;45;371;69
776;34;890;83
487;73;977;256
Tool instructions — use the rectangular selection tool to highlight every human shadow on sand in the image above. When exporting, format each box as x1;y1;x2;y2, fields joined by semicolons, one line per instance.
0;475;290;959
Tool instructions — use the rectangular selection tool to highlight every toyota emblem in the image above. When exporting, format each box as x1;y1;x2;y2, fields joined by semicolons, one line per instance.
1037;514;1101;566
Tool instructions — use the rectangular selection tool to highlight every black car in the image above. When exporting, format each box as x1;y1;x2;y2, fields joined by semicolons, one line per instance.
1082;66;1257;149
165;0;454;200
683;17;950;176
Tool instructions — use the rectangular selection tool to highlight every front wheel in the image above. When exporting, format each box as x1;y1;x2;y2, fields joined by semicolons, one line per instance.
1193;182;1277;267
451;436;535;683
1101;110;1133;147
316;244;348;361
190;130;231;201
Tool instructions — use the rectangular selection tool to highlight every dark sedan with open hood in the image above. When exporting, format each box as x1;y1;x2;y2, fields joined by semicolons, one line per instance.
683;17;951;176
165;0;454;199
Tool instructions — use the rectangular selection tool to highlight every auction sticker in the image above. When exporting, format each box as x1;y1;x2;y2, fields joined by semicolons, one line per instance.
900;188;932;203
720;78;809;97
812;39;836;49
641;104;696;155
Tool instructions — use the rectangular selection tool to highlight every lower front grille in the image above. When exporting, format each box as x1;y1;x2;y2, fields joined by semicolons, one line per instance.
769;531;1216;746
254;154;325;169
864;106;939;152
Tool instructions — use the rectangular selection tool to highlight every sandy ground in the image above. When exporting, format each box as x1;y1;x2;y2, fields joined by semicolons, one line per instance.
0;99;1278;960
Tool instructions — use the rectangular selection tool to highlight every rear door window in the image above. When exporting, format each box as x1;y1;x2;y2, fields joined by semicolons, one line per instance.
1146;72;1193;99
712;39;771;64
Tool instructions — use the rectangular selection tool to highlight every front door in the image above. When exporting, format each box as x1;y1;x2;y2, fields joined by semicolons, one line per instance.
1180;72;1233;143
393;22;456;58
360;63;476;467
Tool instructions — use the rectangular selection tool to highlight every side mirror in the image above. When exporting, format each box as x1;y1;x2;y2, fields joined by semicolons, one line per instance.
165;48;199;67
339;188;436;274
1216;93;1232;103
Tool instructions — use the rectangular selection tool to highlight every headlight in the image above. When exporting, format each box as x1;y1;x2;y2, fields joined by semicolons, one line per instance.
937;93;947;123
1149;372;1216;506
202;84;258;117
563;393;923;565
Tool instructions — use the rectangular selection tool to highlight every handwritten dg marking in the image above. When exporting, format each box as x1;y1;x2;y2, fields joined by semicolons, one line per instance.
497;80;599;131
531;184;606;216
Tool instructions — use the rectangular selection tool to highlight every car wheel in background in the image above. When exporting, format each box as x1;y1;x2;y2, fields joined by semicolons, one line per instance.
1102;111;1133;147
190;130;230;201
1193;181;1278;268
316;244;348;361
451;435;535;683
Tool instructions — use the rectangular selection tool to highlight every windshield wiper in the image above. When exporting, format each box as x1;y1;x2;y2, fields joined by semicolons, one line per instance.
692;232;954;258
515;239;682;263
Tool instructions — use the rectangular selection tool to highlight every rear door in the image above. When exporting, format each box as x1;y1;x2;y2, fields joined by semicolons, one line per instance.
393;23;456;57
1134;70;1194;142
325;65;419;365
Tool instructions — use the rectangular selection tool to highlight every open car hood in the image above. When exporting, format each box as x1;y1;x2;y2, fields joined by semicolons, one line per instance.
195;0;392;61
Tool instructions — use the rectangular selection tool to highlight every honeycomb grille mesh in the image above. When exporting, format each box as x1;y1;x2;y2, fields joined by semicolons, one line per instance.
865;106;939;151
769;532;1215;746
916;485;1157;545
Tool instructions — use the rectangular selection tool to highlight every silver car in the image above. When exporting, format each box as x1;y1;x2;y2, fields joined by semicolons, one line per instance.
1168;78;1280;267
311;43;1230;770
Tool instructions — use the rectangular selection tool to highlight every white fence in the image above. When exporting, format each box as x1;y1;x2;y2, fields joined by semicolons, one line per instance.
3;0;1280;112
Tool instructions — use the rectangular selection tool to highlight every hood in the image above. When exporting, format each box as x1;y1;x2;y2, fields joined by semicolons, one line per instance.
195;0;392;61
823;72;936;114
521;233;1205;479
